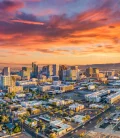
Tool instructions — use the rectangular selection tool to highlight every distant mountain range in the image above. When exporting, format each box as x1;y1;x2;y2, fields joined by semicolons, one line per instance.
78;63;120;70
0;62;120;71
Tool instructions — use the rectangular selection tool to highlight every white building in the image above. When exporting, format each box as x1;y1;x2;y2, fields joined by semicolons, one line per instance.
85;90;110;103
50;119;72;136
69;103;84;111
53;81;61;85
16;93;26;98
89;104;104;109
21;100;43;107
39;85;51;92
106;91;120;104
16;80;37;86
88;85;95;90
72;115;85;124
49;98;74;106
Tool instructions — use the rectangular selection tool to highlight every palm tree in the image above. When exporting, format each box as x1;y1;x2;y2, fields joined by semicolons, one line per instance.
79;132;85;138
85;115;90;121
41;124;45;133
35;128;39;138
49;133;57;138
19;117;24;132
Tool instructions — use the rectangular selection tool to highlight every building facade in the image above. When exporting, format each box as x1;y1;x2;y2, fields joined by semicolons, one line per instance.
32;62;38;78
2;67;10;76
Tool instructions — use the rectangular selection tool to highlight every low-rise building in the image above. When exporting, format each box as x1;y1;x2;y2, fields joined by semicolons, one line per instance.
50;120;72;136
8;86;23;93
52;81;61;85
106;91;120;104
13;108;27;117
71;115;85;124
49;98;74;106
9;104;22;111
85;90;110;102
25;118;37;127
16;80;37;86
39;114;51;122
38;85;51;92
16;93;26;98
69;103;84;111
89;104;104;109
52;84;74;93
21;100;43;107
88;85;95;90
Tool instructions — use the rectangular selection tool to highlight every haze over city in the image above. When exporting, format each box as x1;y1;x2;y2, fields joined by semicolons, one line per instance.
0;0;120;65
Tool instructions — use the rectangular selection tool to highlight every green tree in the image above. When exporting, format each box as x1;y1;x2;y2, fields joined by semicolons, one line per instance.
1;115;9;123
49;133;57;138
69;110;74;116
41;124;45;132
0;124;2;131
79;132;85;137
85;115;90;121
6;92;16;101
19;117;24;132
13;123;21;133
35;128;39;138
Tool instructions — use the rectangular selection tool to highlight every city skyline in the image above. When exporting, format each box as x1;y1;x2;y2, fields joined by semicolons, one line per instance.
0;0;120;65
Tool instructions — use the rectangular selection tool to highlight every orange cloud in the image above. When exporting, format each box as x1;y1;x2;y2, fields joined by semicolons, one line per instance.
11;19;44;25
0;0;120;65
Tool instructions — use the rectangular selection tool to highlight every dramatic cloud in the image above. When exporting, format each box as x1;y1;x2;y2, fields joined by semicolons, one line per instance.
0;0;120;64
0;0;24;12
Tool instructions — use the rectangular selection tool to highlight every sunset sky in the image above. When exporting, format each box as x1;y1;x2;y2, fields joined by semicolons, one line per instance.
0;0;120;65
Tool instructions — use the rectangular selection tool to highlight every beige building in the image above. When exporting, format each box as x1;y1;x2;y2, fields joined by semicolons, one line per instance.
1;75;16;88
106;92;120;104
21;67;31;80
8;86;23;93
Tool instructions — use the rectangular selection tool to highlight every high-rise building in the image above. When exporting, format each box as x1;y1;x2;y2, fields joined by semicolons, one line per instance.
86;67;93;77
53;64;59;76
47;65;53;76
2;67;10;76
32;62;38;78
10;76;16;86
93;68;99;74
42;64;59;77
21;67;30;80
1;75;16;89
59;65;67;80
63;69;78;81
1;76;11;88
